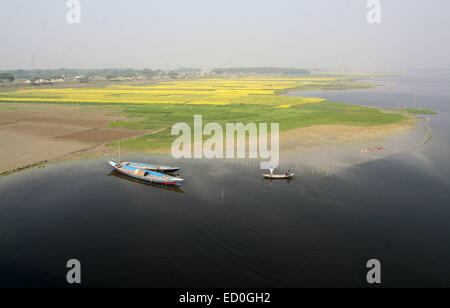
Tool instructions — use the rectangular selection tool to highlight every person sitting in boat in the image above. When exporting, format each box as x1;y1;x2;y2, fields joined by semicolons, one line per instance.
286;170;291;176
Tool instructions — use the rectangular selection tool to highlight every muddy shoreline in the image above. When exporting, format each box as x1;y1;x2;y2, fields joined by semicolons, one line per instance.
1;118;423;178
0;103;147;175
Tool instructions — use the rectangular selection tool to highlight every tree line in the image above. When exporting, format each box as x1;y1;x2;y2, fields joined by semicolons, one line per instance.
0;73;15;83
212;67;310;75
0;68;204;80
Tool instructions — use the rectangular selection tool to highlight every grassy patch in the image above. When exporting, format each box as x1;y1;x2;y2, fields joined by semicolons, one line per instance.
0;161;48;177
107;101;407;151
402;108;438;115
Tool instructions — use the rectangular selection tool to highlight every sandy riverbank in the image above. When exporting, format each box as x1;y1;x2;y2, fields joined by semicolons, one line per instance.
279;118;416;152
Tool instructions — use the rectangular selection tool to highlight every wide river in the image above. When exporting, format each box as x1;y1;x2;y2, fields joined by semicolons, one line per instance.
0;73;449;287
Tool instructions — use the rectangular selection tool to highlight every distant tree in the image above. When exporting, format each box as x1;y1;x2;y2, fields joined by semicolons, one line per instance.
0;73;15;83
143;69;156;77
78;76;90;83
153;70;164;77
211;67;310;75
168;71;178;79
12;70;28;79
121;68;137;77
174;67;202;73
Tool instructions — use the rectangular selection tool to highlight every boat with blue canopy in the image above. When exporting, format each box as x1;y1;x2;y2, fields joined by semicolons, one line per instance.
108;160;184;186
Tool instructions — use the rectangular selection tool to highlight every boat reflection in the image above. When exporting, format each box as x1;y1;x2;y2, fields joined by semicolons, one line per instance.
262;177;295;187
262;177;294;183
108;171;185;194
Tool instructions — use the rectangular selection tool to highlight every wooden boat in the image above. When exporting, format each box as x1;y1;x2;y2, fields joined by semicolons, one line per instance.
263;172;295;179
108;161;184;186
108;171;185;193
111;160;180;173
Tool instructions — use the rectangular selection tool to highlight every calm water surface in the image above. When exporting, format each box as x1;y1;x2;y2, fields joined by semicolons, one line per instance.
1;74;449;287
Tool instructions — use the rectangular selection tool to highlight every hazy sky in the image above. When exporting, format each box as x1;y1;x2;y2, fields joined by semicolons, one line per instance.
1;0;449;72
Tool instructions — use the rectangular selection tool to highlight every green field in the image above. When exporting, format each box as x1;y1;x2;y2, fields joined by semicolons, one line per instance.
107;101;407;151
0;76;413;152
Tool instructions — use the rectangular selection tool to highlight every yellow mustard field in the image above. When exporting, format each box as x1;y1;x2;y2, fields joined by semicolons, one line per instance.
0;78;336;107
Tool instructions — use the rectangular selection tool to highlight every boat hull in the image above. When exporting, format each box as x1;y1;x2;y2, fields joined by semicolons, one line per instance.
263;173;295;179
115;168;183;185
108;161;184;186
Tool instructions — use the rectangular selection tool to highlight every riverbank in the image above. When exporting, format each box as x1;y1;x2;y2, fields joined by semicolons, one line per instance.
0;76;428;175
0;102;421;177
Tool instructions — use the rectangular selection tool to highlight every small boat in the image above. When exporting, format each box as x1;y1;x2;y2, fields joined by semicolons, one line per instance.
108;171;185;193
263;173;295;179
113;160;180;173
108;161;184;186
263;169;295;179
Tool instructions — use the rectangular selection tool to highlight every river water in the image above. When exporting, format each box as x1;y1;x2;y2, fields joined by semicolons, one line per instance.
0;73;449;287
